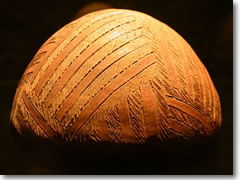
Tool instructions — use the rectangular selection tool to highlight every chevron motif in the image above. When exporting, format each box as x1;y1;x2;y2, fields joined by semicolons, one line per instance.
10;9;221;143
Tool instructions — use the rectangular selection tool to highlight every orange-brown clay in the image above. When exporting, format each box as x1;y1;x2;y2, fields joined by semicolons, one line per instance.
10;9;222;144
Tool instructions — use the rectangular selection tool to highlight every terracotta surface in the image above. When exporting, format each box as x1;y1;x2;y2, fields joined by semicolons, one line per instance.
10;9;222;144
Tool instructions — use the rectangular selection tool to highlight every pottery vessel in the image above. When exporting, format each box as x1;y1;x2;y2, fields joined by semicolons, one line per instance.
10;9;222;145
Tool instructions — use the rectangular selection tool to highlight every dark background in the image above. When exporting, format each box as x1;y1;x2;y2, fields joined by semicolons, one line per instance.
0;0;232;174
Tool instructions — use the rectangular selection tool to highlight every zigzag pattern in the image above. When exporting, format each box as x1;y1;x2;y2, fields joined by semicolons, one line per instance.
10;9;221;143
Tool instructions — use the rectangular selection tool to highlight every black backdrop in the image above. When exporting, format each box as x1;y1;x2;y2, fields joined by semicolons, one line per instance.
0;0;232;174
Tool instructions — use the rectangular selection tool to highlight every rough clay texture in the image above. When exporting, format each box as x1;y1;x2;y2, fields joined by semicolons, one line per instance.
10;9;222;144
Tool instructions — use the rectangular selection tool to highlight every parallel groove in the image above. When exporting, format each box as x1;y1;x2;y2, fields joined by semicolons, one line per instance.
166;29;187;91
66;50;154;126
183;44;201;108
36;14;133;98
199;62;211;115
150;79;172;140
168;117;195;139
68;54;157;137
179;41;198;106
141;83;159;138
53;27;143;116
169;107;199;134
55;34;147;121
105;106;124;143
118;98;133;143
44;17;137;107
24;51;47;76
28;29;72;83
172;32;192;97
188;47;205;110
166;96;213;132
203;66;216;123
157;27;178;88
95;111;108;141
151;79;170;125
22;92;56;139
128;91;146;143
16;109;27;131
11;9;221;143
196;60;209;112
46;29;143;115
181;47;193;98
31;10;125;86
143;30;170;86
34;13;131;96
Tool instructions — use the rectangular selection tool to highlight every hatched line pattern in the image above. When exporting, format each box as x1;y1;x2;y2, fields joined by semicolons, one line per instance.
156;26;179;88
118;97;133;143
150;78;197;140
166;96;213;133
180;41;201;109
15;109;27;133
105;106;124;143
55;33;147;121
31;10;125;86
51;27;143;116
127;90;146;143
11;9;221;143
141;83;159;138
163;26;187;91
22;92;56;139
69;54;157;137
34;13;132;97
188;46;205;110
43;17;137;107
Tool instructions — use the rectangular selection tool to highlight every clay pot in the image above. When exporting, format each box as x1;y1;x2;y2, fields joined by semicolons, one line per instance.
10;9;221;147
